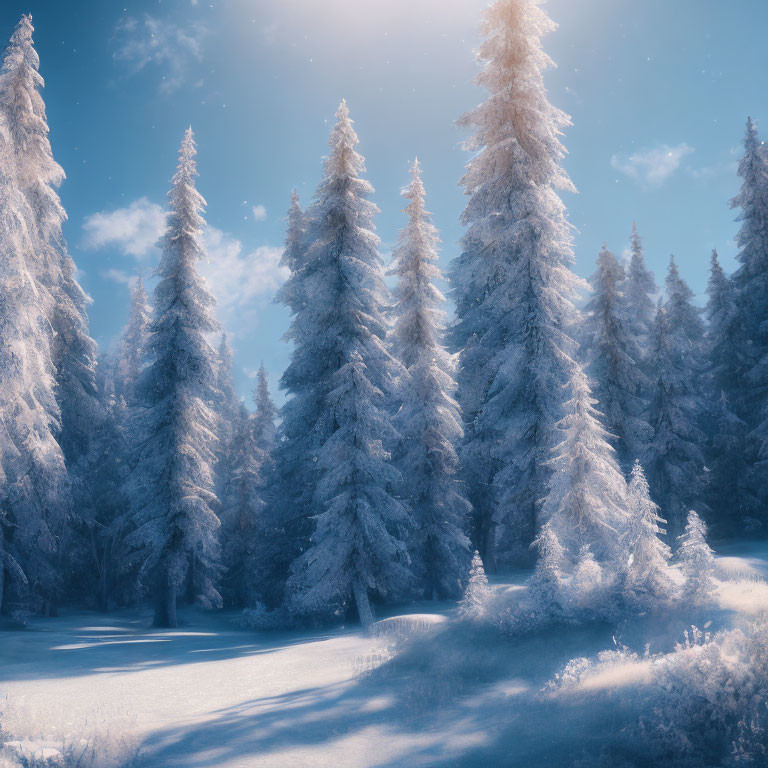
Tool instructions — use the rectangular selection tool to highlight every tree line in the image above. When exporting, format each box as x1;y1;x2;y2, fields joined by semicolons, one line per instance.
0;1;764;629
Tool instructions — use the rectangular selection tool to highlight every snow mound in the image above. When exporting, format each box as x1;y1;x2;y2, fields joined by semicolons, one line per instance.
717;578;768;614
371;614;447;640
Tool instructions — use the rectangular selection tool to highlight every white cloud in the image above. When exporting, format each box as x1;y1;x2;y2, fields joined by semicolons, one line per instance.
113;15;207;93
101;268;139;289
201;228;286;330
611;143;694;186
251;204;268;222
82;199;287;333
82;197;165;260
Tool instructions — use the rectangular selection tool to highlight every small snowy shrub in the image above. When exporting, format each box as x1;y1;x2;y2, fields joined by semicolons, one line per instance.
236;602;286;631
0;703;140;768
457;551;492;622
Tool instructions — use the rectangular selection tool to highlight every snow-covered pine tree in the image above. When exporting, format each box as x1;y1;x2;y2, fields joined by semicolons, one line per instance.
390;159;471;600
85;355;131;611
125;129;222;628
583;244;652;467
624;223;658;354
214;333;239;476
252;363;277;454
116;277;151;401
281;189;306;277
730;117;768;526
220;402;265;607
257;192;312;608
284;102;411;627
0;16;75;616
457;551;492;621
705;250;756;534
643;259;707;537
450;0;585;568
216;334;239;422
623;460;674;603
0;14;99;469
536;367;629;579
677;510;716;605
0;177;67;617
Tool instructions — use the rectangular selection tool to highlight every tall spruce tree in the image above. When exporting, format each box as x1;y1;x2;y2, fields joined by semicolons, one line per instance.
584;244;651;467
731;117;768;527
284;102;410;627
0;166;67;616
116;277;151;401
252;363;277;454
0;14;99;470
450;0;585;568
0;15;78;615
125;129;222;627
644;259;707;536
258;192;311;608
220;402;265;607
390;159;471;600
624;223;658;354
705;249;755;533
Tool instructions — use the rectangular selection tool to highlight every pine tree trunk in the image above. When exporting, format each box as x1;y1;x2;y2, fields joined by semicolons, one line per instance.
480;518;497;574
153;570;178;628
353;578;374;630
167;576;178;628
153;590;167;627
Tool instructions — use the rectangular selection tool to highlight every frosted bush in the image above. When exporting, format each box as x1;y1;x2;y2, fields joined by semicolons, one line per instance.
546;618;768;766
0;702;140;768
236;602;286;631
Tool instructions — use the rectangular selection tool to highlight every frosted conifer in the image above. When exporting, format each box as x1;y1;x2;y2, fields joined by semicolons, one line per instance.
624;460;674;603
458;551;492;621
644;259;707;536
677;510;716;605
584;244;652;467
730;118;768;523
116;277;151;401
284;102;410;627
450;0;585;567
391;159;471;599
125;129;222;627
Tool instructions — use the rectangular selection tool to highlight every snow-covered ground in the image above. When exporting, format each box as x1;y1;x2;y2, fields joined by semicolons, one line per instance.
2;544;767;767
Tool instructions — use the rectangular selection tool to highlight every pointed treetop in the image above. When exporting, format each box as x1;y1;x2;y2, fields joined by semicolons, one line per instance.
177;127;198;174
709;248;725;281
666;254;694;303
3;14;37;70
325;100;364;180
746;115;756;140
218;332;232;358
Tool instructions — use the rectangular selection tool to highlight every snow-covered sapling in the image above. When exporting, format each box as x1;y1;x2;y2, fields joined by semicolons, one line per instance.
458;551;492;622
677;510;716;605
623;460;674;605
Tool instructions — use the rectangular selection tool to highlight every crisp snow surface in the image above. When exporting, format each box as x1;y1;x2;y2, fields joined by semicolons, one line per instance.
1;545;767;767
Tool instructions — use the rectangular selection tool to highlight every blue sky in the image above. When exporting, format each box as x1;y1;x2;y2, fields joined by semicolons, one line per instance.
2;0;766;404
